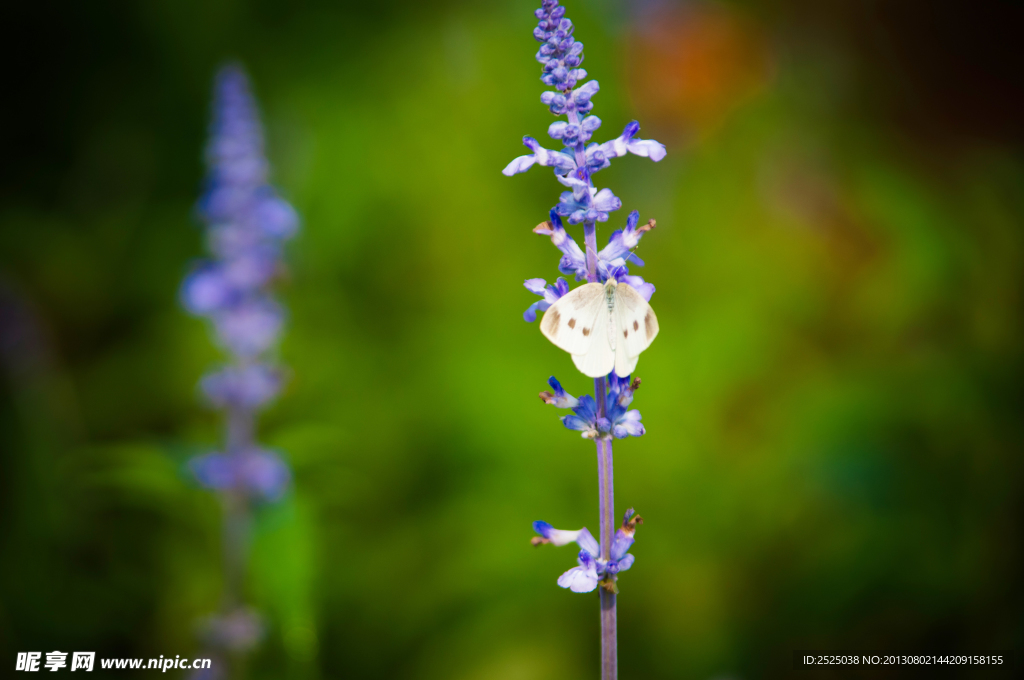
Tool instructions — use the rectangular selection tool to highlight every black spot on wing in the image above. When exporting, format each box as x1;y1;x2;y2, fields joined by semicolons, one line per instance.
633;320;639;331
568;318;576;329
623;330;628;338
582;327;590;336
644;311;655;339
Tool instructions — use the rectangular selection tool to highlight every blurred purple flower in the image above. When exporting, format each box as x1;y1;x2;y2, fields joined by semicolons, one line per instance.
183;65;297;503
212;297;284;359
182;62;299;669
200;363;283;410
190;448;290;502
183;64;298;356
197;608;265;653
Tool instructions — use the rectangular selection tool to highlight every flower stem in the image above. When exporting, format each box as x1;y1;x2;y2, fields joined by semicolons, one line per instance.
223;405;254;609
222;493;248;608
584;217;617;678
596;436;617;679
583;219;598;283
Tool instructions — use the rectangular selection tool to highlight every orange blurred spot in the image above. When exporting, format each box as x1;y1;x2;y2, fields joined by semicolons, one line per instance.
626;2;772;142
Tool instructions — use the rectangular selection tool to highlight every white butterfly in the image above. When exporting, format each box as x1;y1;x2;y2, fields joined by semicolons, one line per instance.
540;278;659;378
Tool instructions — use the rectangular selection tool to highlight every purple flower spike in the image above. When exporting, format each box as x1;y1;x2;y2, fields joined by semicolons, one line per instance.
511;5;667;672
184;67;297;516
504;0;665;252
185;68;298;364
183;63;301;663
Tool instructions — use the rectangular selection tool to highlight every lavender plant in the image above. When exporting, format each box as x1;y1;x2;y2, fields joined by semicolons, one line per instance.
503;2;665;677
181;64;298;672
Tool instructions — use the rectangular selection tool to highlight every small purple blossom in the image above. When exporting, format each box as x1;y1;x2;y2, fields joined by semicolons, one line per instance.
532;509;642;593
502;137;576;176
532;212;587;278
595;121;667;164
598;210;655;269
605;373;646;438
523;277;570;322
555;181;621;224
540;373;645;439
538;376;579;408
531;521;594;548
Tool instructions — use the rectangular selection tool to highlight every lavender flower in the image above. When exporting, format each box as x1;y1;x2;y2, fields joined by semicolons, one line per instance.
183;64;296;475
523;276;570;322
502;4;665;228
506;3;667;676
532;509;642;593
182;64;297;673
183;66;297;369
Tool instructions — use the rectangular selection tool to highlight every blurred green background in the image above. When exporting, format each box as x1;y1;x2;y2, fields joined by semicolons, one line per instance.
2;0;1022;678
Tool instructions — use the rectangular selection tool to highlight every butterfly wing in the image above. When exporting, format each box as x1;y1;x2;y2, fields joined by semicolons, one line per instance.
571;309;615;377
613;282;659;377
540;282;606;355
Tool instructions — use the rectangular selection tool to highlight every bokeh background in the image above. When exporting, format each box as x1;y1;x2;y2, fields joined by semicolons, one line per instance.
2;0;1023;678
